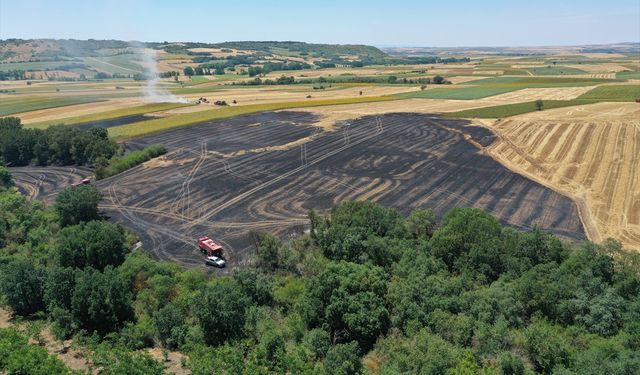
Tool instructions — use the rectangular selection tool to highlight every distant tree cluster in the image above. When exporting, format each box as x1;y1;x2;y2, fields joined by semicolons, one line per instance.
0;117;119;167
0;70;27;80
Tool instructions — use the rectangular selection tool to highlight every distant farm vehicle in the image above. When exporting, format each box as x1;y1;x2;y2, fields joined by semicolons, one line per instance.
214;100;228;106
199;236;223;256
196;97;210;104
205;255;226;268
71;178;91;187
635;98;640;103
115;86;125;90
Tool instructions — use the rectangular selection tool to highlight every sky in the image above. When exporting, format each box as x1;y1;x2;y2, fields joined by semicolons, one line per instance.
1;0;639;47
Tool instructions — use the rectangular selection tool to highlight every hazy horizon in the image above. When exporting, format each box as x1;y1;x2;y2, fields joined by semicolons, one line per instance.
1;0;639;47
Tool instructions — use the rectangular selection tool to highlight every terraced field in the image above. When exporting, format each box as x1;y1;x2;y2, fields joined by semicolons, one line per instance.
86;111;586;269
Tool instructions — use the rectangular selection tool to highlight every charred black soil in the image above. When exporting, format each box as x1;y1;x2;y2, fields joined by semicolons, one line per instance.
92;111;585;270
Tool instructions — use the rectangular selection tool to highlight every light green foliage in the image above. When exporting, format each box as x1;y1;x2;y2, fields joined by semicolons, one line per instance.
0;328;75;374
96;144;167;179
0;96;104;116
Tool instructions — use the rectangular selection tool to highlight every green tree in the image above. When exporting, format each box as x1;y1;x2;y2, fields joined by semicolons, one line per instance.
535;99;544;111
524;318;571;374
0;164;12;188
255;232;282;271
233;268;273;305
154;302;187;349
55;221;128;270
430;208;504;282
194;281;250;346
183;66;195;76
0;260;45;316
301;261;389;348
71;266;134;335
407;208;436;239
55;185;102;226
324;341;361;375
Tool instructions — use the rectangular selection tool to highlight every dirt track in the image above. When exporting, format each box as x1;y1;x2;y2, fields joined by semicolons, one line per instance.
9;166;93;205
88;111;585;270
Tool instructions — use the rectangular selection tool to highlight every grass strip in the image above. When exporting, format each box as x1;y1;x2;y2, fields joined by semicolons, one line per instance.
577;84;640;101
108;96;399;139
96;144;167;179
27;102;192;129
394;86;517;100
0;96;106;116
445;99;600;119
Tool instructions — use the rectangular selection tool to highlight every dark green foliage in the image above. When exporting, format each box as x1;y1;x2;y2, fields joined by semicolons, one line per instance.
430;207;505;282
55;185;102;226
524;319;571;374
71;266;134;335
407;208;437;239
324;341;361;375
153;302;187;349
0;260;45;316
498;351;525;375
301;261;389;348
95;144;166;180
304;328;331;360
55;221;128;270
1;195;639;374
0;164;12;189
194;281;250;346
314;201;407;265
0;117;118;167
256;232;283;271
233;267;273;305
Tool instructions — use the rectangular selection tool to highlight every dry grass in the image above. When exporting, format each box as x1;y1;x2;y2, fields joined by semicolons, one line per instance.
484;102;640;250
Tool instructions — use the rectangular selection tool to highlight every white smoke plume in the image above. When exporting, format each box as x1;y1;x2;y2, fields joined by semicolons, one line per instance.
138;47;189;103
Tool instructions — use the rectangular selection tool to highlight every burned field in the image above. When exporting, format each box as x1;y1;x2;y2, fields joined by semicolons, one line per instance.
95;111;586;269
9;166;93;205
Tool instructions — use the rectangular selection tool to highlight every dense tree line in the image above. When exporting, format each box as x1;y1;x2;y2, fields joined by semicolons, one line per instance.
0;117;119;167
0;165;638;373
0;70;27;80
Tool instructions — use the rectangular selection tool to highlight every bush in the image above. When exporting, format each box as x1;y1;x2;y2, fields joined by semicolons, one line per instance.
96;144;166;180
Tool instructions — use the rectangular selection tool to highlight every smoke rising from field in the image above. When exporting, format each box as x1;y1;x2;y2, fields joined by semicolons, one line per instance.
138;47;188;103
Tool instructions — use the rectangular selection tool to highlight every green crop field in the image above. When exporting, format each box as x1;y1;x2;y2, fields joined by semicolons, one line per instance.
470;76;617;87
0;96;106;116
395;86;516;100
527;66;587;75
578;85;640;101
0;60;73;72
446;99;600;119
616;71;640;80
27;102;192;129
108;96;399;139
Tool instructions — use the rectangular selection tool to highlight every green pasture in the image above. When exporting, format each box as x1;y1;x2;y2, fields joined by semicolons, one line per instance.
0;96;106;116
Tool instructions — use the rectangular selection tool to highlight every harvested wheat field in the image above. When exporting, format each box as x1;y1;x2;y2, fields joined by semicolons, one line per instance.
478;86;597;103
484;102;640;250
16;98;147;124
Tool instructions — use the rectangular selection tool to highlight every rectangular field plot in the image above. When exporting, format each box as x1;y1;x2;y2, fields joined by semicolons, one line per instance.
92;111;585;269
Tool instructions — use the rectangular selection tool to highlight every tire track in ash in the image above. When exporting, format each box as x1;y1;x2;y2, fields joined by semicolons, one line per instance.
186;116;388;227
